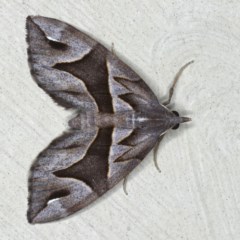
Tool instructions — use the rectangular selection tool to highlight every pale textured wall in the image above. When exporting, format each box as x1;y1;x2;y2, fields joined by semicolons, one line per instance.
0;0;240;239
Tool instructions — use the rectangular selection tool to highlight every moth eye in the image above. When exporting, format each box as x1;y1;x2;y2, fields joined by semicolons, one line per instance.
172;110;179;117
172;124;179;130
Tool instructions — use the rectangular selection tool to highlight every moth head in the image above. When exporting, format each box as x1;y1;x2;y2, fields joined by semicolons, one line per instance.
171;110;191;130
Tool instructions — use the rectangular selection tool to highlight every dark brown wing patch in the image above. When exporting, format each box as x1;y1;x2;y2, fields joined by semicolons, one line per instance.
54;44;113;113
54;128;113;196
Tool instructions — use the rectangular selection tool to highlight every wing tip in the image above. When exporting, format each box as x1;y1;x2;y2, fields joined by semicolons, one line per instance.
27;210;34;224
26;15;45;22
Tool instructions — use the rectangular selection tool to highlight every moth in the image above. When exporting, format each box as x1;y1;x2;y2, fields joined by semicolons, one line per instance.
26;16;192;224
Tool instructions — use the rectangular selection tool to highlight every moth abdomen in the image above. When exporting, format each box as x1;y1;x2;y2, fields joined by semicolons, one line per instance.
68;112;95;129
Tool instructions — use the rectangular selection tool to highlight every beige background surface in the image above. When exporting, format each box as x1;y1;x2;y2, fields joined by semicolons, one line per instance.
0;0;240;239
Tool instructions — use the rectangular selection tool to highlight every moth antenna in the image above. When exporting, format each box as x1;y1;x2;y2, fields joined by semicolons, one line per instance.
123;176;129;195
163;60;194;106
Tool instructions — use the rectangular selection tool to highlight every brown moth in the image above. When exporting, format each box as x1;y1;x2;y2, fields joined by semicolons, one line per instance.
26;16;192;224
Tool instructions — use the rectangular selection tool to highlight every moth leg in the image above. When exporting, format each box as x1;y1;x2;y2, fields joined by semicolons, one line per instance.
123;175;129;195
163;60;194;106
153;135;165;172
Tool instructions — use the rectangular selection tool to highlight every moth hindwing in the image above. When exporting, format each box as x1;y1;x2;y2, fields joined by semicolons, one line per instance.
26;16;190;223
